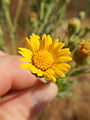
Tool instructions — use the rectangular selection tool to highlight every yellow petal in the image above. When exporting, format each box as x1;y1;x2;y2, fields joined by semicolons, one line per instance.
48;40;65;54
44;72;56;82
52;66;65;77
50;75;56;82
44;72;50;80
30;34;40;52
18;47;32;54
53;63;71;72
18;47;32;56
28;64;38;73
47;35;52;45
20;63;31;69
37;69;43;76
48;39;59;51
40;34;52;50
56;48;71;57
44;69;56;82
25;34;40;52
28;64;43;77
19;57;32;62
25;37;33;50
55;56;72;63
20;62;43;77
55;42;65;50
47;69;55;75
60;63;71;69
52;39;60;48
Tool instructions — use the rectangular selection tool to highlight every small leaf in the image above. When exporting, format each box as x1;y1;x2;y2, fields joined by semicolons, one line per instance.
57;91;72;98
56;77;67;85
70;68;90;76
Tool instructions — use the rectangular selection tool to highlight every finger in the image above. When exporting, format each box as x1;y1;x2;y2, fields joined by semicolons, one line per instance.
0;83;58;120
0;55;39;96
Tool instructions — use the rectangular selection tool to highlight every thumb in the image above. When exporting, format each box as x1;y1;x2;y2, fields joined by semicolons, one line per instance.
0;83;58;120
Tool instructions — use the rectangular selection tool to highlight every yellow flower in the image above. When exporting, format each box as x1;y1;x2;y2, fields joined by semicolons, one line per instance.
18;34;72;82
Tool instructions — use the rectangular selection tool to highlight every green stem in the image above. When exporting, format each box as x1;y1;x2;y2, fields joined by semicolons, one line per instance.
2;0;23;54
2;4;16;53
80;28;90;39
14;0;23;27
40;1;45;21
38;2;55;34
2;4;13;30
46;0;69;34
0;26;7;52
9;30;16;54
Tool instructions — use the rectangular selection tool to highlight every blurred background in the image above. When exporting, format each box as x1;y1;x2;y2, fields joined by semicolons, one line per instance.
0;0;90;120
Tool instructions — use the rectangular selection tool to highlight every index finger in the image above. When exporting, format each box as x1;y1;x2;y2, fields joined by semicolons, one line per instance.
0;55;38;96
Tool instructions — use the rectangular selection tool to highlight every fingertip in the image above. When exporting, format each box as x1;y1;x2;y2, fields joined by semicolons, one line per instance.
31;82;58;106
29;82;58;118
47;83;58;100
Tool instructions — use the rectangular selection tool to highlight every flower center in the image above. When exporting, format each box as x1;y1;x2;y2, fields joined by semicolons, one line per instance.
32;50;54;71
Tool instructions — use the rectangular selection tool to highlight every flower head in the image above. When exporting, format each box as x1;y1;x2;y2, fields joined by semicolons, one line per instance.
18;34;72;82
78;39;90;57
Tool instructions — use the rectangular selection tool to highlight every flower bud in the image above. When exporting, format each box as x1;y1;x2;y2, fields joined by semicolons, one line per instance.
2;0;10;5
78;11;86;20
29;12;37;21
73;39;90;65
68;18;81;35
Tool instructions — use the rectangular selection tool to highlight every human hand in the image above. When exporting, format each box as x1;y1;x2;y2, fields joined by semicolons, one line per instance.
0;51;58;120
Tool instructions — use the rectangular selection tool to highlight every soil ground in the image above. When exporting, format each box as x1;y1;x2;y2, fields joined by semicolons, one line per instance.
39;73;90;120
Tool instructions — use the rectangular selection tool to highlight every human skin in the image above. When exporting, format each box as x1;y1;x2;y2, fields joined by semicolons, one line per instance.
0;51;58;120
